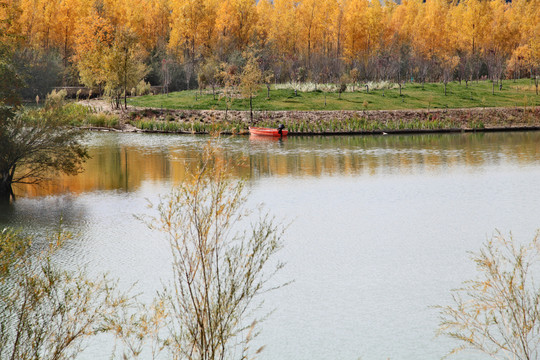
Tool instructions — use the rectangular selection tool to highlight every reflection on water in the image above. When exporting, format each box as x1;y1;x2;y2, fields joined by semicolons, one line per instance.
13;131;540;198
3;131;540;360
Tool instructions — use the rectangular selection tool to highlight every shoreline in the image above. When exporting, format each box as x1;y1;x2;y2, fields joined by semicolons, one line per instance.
80;101;540;135
84;125;540;136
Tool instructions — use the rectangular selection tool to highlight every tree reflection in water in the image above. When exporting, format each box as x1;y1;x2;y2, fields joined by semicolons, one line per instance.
13;131;540;198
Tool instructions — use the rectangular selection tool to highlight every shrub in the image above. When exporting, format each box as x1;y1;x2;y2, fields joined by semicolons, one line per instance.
437;231;540;360
136;80;152;96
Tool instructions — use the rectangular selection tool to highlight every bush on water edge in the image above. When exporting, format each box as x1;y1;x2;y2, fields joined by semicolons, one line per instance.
59;103;120;128
20;102;120;129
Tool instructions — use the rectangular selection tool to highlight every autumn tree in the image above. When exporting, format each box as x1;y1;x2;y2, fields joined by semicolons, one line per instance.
169;0;218;62
441;55;459;96
240;52;262;123
506;45;533;82
2;0;540;95
103;27;147;109
343;0;369;66
350;67;359;91
254;0;273;48
50;0;86;72
263;70;274;99
455;0;491;82
72;12;115;93
297;0;322;69
216;0;258;52
126;0;171;53
269;0;299;59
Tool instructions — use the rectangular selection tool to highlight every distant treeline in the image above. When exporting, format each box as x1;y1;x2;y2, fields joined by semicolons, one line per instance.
0;0;538;99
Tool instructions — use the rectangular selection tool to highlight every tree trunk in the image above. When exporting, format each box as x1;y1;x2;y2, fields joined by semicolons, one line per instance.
249;96;253;124
0;172;14;204
124;49;128;110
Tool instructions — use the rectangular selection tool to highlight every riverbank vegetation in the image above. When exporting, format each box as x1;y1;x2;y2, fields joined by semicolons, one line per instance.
121;106;538;135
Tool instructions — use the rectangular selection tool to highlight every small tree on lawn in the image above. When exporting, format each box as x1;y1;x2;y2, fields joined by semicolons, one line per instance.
350;68;360;92
199;57;221;100
217;62;238;121
264;70;274;100
240;52;262;124
338;74;349;99
441;55;459;96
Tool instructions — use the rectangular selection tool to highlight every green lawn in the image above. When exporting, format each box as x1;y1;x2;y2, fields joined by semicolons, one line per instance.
128;79;539;111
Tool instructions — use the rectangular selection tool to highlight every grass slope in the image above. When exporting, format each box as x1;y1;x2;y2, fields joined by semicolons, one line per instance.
129;79;539;111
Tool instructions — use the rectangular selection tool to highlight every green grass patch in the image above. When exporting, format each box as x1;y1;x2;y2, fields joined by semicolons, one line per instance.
128;79;539;112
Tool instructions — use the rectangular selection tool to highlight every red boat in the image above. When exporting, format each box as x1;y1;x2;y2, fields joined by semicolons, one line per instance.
249;127;288;137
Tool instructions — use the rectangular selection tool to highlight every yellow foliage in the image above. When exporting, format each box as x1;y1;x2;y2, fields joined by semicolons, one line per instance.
0;0;538;83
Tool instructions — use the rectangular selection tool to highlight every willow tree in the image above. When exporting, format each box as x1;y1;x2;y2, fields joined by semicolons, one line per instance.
0;92;88;203
438;232;540;360
142;140;286;360
0;228;128;360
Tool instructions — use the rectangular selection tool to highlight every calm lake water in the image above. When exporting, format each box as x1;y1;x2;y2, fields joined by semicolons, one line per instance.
2;131;540;360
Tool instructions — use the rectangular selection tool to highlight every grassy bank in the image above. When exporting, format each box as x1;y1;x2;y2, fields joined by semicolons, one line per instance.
128;79;539;111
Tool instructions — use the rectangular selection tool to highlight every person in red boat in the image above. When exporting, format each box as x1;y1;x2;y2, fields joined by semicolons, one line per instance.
278;123;285;136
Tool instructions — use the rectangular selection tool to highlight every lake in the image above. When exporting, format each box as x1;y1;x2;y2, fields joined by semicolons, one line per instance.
2;131;540;360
